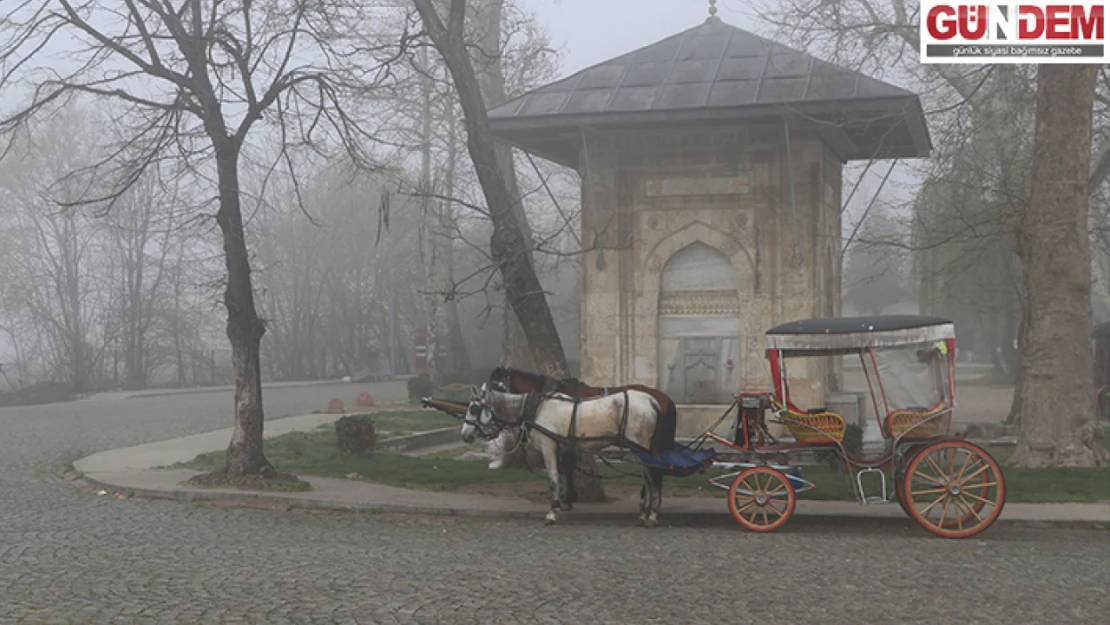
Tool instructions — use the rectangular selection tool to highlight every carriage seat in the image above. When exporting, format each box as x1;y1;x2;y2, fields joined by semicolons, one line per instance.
884;402;949;438
772;400;847;444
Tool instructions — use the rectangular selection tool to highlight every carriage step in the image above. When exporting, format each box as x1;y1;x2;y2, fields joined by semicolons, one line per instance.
855;468;888;505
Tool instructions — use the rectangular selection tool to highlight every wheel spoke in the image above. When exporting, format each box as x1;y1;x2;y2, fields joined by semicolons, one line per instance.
924;454;950;480
953;449;973;483
918;494;946;516
911;469;946;487
937;497;952;527
735;500;757;515
955;496;984;524
910;486;950;497
957;462;991;487
959;488;997;505
739;477;757;494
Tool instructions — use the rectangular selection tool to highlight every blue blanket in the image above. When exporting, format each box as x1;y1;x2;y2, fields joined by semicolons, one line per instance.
632;445;718;477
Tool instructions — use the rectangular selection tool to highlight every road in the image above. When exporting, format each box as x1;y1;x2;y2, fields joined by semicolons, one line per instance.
1;381;1108;624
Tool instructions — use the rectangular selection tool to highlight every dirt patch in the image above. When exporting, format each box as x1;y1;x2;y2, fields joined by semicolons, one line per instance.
184;471;312;492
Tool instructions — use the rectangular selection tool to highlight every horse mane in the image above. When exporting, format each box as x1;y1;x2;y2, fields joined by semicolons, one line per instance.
490;365;584;388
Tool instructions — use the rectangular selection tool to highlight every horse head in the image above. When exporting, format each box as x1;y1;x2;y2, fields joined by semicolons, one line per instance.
462;383;497;444
487;366;511;392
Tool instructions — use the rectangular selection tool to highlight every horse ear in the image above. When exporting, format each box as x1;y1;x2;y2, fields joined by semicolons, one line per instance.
470;384;478;396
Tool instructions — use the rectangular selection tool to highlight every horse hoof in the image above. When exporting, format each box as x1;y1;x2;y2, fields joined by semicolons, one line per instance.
636;516;646;527
644;517;659;529
545;513;558;525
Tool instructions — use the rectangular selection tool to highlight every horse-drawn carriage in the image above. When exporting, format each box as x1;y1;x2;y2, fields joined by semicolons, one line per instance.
425;315;1006;538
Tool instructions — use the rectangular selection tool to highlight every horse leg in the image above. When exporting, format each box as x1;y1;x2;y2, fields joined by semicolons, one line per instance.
537;436;562;525
647;470;664;528
638;467;652;526
560;448;578;510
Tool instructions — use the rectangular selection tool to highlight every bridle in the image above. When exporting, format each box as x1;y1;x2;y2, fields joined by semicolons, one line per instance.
464;387;512;441
465;386;538;442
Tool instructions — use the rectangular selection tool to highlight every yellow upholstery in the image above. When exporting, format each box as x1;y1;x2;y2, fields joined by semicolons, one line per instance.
885;403;948;438
773;401;847;444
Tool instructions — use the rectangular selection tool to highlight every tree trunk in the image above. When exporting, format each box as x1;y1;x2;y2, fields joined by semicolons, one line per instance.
1010;64;1108;467
214;143;273;477
414;0;602;501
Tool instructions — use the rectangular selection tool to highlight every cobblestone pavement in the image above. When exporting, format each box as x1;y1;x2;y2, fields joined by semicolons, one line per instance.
2;383;1109;624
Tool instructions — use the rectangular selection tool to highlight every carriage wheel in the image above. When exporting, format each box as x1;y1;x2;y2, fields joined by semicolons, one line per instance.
728;467;795;533
903;441;1005;538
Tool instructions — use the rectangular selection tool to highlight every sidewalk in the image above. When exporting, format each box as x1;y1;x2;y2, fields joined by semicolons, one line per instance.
69;414;1110;528
77;379;373;403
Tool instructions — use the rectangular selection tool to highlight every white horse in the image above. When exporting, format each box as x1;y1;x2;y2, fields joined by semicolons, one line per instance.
463;384;666;527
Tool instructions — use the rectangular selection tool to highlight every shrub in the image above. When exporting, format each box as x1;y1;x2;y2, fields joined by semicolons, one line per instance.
335;415;377;455
407;373;434;399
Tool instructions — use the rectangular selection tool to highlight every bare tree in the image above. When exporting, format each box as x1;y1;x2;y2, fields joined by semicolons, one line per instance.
0;1;406;477
100;164;184;388
0;111;108;392
253;164;425;382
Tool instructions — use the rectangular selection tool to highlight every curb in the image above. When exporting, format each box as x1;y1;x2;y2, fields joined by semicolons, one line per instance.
61;465;1107;531
122;380;361;400
62;465;545;520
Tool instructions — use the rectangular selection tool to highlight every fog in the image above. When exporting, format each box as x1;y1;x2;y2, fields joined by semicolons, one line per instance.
1;0;1109;401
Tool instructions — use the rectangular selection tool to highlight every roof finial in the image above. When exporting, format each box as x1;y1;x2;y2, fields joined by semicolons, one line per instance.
708;0;720;22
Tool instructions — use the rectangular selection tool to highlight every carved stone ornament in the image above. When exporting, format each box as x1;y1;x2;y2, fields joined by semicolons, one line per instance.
659;290;741;316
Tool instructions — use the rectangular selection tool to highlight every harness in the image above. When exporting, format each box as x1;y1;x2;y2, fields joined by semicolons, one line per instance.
519;389;647;456
488;369;651;462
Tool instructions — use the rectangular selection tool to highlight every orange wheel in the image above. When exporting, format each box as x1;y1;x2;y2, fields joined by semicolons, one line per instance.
728;467;795;533
903;441;1005;538
894;444;925;517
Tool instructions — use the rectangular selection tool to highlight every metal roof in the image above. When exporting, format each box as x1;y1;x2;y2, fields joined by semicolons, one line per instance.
488;18;932;168
764;316;955;354
766;315;954;336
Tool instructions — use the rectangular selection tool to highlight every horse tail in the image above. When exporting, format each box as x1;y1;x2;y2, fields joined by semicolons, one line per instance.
649;393;677;458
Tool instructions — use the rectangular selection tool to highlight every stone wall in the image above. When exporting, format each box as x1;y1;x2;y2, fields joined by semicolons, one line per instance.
577;124;843;436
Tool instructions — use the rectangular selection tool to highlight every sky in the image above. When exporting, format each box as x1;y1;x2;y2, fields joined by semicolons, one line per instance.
522;0;757;74
0;0;923;372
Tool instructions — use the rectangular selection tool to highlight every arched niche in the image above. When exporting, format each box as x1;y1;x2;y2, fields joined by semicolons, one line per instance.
657;242;741;404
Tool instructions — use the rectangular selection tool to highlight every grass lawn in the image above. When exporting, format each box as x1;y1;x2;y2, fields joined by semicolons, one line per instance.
177;414;1110;503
